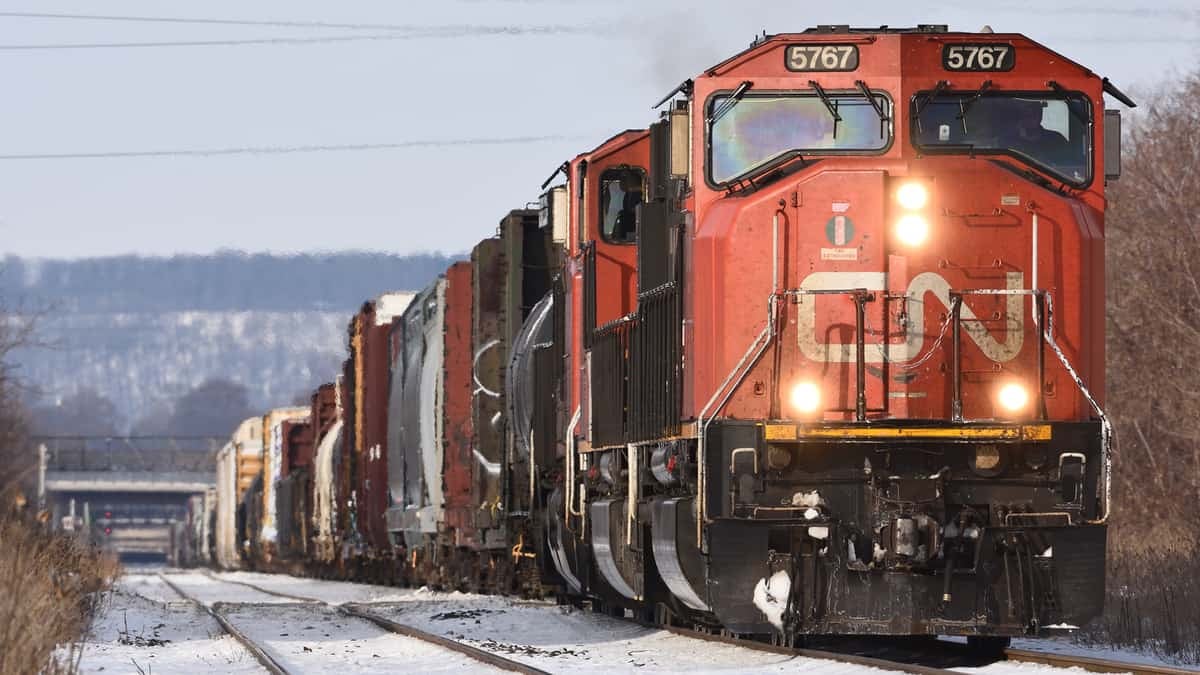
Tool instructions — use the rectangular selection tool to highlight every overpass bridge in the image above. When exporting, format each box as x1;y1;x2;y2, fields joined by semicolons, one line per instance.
36;435;223;563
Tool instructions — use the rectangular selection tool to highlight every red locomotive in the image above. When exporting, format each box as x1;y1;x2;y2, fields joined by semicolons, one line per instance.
212;25;1130;650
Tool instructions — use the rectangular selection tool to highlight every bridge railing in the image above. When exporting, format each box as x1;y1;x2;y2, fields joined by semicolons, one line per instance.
35;436;225;474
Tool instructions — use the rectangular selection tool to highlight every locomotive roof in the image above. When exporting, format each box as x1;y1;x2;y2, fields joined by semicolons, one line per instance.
574;128;648;165
701;27;1097;81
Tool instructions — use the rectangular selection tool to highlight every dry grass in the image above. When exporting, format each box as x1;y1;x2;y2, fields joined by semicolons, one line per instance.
1077;548;1200;665
0;513;118;675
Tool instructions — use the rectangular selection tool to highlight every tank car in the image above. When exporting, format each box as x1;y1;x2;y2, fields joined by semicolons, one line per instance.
310;382;346;574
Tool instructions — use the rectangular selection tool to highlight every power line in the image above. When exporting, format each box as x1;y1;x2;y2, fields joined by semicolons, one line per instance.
0;135;587;160
0;10;441;31
0;25;607;51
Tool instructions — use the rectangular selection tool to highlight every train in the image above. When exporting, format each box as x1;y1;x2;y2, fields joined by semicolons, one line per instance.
195;25;1132;651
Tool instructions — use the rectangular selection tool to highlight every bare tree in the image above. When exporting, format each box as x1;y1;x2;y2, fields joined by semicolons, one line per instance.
163;377;254;437
1106;70;1200;554
0;305;37;506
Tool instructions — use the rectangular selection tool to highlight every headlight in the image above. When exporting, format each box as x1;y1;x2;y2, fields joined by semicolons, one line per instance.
895;215;930;246
790;381;821;415
997;382;1029;412
896;182;929;210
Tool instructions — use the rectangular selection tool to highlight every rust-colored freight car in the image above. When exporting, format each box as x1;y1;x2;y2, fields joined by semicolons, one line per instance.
275;418;314;563
441;262;476;553
345;293;412;578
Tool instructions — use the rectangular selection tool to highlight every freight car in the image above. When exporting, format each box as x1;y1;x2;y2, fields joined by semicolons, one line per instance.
215;416;263;569
212;25;1131;650
258;406;309;563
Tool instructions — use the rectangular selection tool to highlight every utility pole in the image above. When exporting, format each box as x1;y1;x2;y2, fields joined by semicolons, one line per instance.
36;443;47;512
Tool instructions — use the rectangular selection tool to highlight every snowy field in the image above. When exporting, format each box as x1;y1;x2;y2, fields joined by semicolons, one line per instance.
70;569;1199;674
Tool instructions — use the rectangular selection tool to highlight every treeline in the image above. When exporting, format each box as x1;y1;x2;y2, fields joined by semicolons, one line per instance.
29;378;255;439
1092;69;1200;661
0;251;460;313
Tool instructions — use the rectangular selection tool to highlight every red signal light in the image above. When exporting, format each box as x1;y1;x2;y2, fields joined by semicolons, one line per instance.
104;527;112;535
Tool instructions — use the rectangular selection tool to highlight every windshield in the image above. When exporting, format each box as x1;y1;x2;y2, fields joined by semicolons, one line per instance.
708;92;890;185
912;91;1092;185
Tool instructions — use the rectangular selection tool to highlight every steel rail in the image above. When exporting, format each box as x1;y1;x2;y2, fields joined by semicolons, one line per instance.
157;573;291;675
341;603;550;675
1004;647;1199;675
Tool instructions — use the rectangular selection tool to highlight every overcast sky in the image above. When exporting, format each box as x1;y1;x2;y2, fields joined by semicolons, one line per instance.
0;1;1196;259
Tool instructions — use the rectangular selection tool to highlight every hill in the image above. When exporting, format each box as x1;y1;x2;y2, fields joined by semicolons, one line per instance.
1;252;455;432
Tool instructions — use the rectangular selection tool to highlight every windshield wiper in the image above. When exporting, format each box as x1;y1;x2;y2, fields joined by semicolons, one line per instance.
854;80;889;122
809;80;842;123
914;80;950;119
1046;81;1090;126
913;80;950;134
956;80;992;121
708;80;752;125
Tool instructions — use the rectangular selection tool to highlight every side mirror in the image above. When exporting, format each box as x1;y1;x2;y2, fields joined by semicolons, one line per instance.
669;100;690;181
539;186;569;245
1104;109;1121;180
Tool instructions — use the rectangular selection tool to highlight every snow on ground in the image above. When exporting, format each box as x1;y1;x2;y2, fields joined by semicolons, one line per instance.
941;636;1200;673
118;573;184;604
220;602;503;674
362;591;902;674
949;662;1090;675
72;587;265;674
215;569;415;605
107;569;1197;675
1011;637;1200;672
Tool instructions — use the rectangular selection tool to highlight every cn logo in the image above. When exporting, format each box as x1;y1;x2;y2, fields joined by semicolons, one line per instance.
795;271;1024;363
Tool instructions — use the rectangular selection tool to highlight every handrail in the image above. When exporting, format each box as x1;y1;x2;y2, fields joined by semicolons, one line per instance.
696;281;1113;539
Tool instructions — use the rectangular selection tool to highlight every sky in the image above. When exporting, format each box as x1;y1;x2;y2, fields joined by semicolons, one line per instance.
0;1;1196;259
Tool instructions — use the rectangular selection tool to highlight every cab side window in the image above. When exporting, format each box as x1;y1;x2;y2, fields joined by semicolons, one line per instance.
599;167;645;244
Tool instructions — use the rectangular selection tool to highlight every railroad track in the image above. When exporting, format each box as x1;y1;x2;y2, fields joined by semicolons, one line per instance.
197;571;544;674
192;571;1198;675
1003;646;1199;675
202;571;954;674
157;573;291;675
